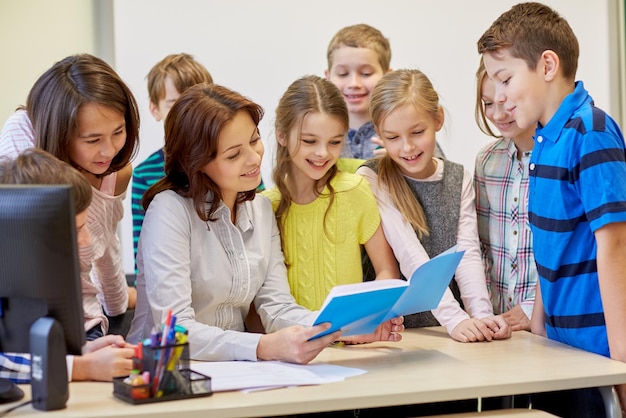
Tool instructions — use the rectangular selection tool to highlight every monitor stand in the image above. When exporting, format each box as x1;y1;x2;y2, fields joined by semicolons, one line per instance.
0;377;24;404
29;317;68;411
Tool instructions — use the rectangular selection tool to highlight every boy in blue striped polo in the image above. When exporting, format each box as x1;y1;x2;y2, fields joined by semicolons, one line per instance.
131;54;213;273
478;2;626;415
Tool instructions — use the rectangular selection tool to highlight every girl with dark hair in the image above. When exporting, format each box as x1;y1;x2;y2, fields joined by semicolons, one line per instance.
0;53;140;340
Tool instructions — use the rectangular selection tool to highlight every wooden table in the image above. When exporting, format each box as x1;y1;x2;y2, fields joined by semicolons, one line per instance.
5;327;626;417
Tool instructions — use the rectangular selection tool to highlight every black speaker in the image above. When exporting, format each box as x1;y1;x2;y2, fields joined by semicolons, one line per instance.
29;317;69;411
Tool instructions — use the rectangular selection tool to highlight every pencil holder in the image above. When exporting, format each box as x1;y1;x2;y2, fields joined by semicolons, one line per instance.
113;342;212;404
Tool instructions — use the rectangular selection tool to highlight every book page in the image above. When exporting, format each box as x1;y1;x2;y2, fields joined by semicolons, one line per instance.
319;278;407;311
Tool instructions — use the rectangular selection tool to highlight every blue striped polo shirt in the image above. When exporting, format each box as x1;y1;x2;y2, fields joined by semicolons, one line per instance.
528;81;626;357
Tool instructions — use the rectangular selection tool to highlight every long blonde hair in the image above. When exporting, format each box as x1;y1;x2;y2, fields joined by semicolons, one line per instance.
369;69;443;238
474;58;499;138
272;75;349;249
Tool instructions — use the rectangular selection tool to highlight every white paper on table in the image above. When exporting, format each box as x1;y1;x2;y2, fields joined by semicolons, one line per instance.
190;361;366;392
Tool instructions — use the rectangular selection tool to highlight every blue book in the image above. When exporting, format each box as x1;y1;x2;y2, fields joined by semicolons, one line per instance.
312;246;465;338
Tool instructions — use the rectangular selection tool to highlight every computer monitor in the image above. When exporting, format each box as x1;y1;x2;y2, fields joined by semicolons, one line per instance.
0;185;86;410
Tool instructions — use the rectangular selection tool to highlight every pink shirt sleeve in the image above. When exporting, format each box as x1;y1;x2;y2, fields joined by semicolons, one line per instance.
453;168;494;320
0;110;36;158
356;163;493;335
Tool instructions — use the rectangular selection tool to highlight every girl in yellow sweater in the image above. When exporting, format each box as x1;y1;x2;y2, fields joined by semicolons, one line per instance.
262;75;399;310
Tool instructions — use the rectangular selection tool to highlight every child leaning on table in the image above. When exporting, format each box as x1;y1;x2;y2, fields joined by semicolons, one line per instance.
261;75;399;312
126;82;404;361
0;149;134;383
473;58;538;331
0;54;140;335
356;69;511;343
478;2;626;415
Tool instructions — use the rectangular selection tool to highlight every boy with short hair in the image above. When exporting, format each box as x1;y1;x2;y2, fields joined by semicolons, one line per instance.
325;24;444;160
131;53;213;270
325;24;389;160
478;2;626;413
0;148;135;383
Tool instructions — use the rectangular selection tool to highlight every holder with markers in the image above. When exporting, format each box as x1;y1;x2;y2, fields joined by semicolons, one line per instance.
113;311;212;404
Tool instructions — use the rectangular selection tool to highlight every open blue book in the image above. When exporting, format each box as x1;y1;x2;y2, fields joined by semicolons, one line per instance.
312;245;465;339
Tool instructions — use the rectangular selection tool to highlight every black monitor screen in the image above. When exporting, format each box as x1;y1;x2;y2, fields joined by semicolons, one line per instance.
0;185;85;355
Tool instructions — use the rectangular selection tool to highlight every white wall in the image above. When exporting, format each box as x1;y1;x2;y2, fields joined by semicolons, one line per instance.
0;0;100;123
0;1;621;275
113;0;620;275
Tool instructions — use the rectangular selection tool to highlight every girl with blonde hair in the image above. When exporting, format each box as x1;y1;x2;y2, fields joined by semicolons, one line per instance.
357;69;510;342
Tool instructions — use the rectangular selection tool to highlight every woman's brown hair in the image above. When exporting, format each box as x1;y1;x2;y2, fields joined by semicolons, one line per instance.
142;83;264;222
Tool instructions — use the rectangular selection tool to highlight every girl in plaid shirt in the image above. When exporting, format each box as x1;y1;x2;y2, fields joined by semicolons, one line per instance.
473;59;538;331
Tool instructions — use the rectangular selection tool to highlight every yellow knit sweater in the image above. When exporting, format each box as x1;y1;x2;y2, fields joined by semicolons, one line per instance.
263;172;380;310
